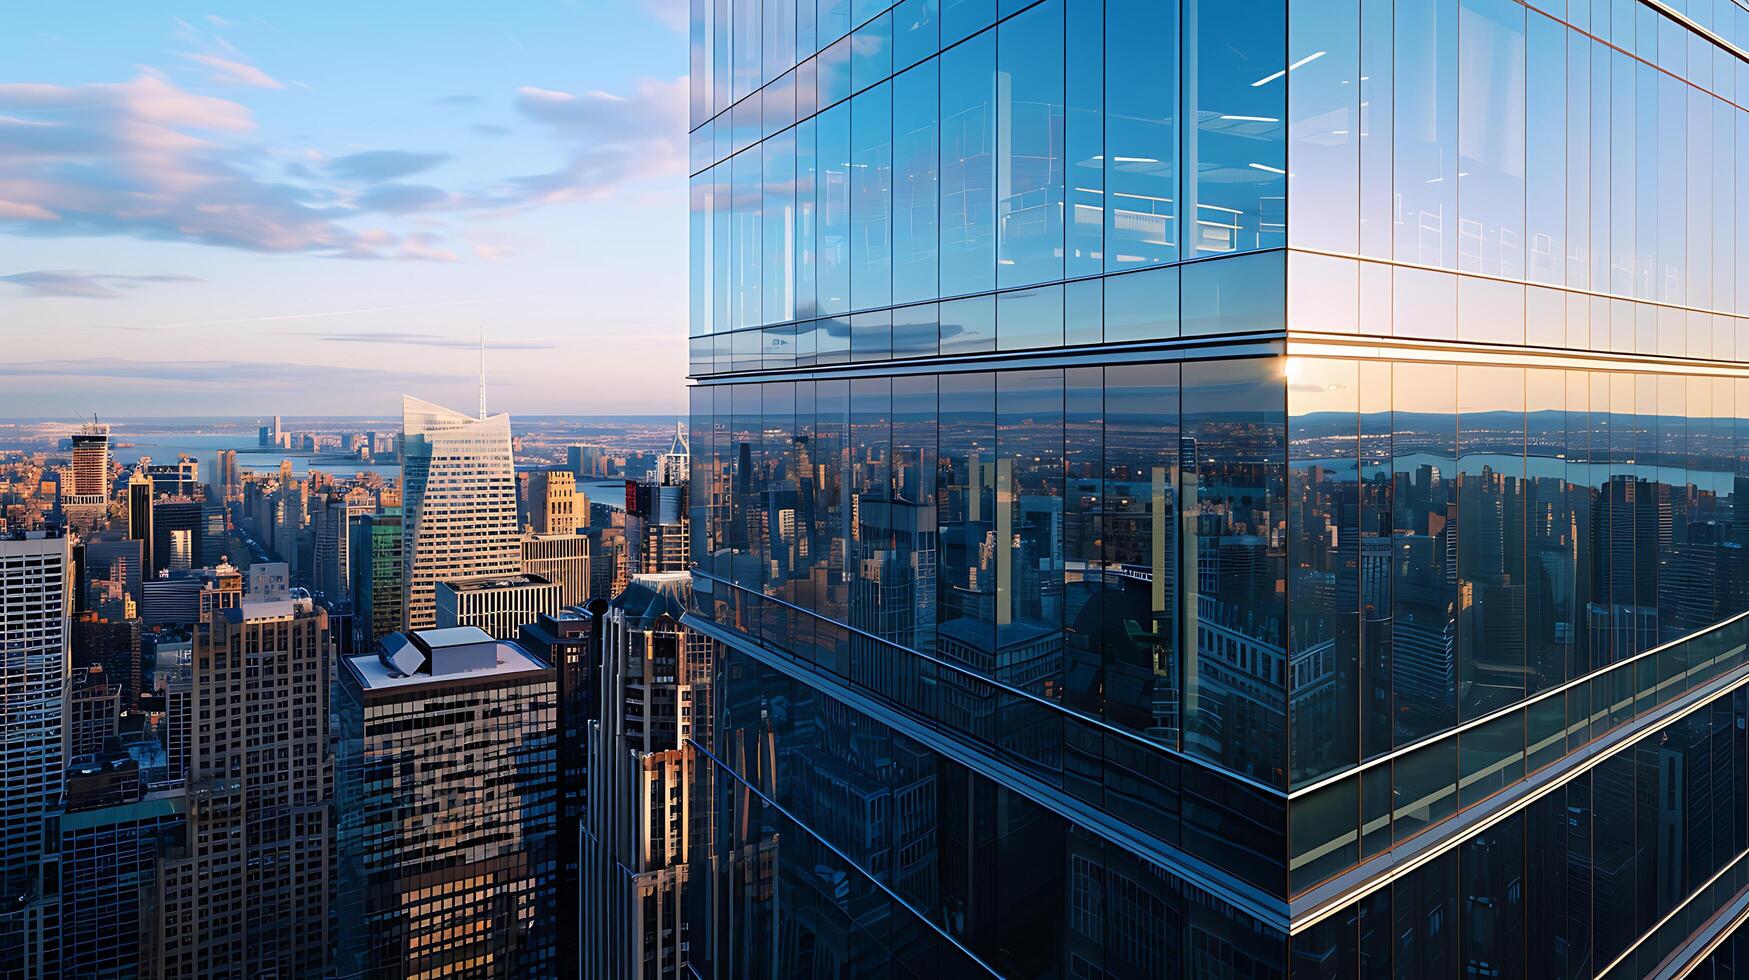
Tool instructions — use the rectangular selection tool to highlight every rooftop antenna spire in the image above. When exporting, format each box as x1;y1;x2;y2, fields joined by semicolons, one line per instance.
477;327;487;420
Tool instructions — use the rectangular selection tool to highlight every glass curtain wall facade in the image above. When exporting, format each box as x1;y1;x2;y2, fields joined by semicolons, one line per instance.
685;0;1749;976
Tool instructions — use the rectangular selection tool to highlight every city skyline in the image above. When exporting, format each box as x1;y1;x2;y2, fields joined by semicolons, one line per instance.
0;1;691;418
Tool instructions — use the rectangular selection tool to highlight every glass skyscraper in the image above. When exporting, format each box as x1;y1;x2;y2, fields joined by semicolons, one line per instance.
684;0;1749;976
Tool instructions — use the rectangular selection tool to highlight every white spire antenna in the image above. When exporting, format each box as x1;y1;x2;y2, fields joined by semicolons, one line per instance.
477;327;487;420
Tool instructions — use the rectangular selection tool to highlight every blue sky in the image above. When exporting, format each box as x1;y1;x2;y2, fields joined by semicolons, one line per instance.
0;1;689;418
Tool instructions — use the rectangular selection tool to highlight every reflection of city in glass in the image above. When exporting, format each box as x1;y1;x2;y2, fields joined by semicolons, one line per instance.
683;0;1749;975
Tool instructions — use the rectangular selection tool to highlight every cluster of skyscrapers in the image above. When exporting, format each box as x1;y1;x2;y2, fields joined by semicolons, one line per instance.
0;391;704;978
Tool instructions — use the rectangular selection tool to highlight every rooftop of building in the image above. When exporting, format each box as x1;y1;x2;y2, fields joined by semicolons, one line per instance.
347;625;551;691
439;572;554;593
609;571;690;624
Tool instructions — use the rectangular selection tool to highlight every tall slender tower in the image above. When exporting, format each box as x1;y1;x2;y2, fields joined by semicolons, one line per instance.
0;530;71;979
400;396;520;630
63;422;111;532
125;472;153;578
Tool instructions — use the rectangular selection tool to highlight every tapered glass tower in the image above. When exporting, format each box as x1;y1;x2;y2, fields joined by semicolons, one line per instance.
400;395;521;630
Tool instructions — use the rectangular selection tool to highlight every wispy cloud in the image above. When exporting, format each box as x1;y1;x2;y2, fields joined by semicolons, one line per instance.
640;0;688;31
317;331;555;350
0;73;399;256
510;77;686;204
0;270;201;299
328;149;448;182
181;52;284;90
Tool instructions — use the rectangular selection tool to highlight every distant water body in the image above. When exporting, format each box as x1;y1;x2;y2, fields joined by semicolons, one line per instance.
111;434;399;481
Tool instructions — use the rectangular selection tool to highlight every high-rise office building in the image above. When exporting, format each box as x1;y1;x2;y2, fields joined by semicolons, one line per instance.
145;458;200;498
313;493;370;602
657;421;689;487
63;422;110;532
522;531;592;606
214;449;240;501
53;774;185;980
0;530;70;980
567;443;605;480
66;666;120;759
79;531;142;614
155;589;331;978
352;509;404;644
401;395;521;630
529;468;582;534
517;602;604;980
684;1;1749;975
583;572;710;980
126;471;153;576
333;626;557;977
435;572;561;640
70;610;141;709
151;497;205;575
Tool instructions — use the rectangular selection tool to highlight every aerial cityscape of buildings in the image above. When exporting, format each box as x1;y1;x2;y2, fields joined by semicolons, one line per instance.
6;0;1749;977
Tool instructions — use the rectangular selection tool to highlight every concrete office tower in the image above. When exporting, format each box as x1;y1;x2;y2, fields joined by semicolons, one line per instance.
155;591;331;978
435;572;561;640
528;468;581;534
583;572;709;980
685;0;1749;975
351;510;404;644
63;422;110;532
521;531;591;606
400;395;520;630
125;472;153;576
333;627;557;977
0;531;70;980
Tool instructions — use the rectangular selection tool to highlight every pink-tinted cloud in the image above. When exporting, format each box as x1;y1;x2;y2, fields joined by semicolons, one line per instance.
0;72;408;257
509;77;686;204
640;0;688;32
181;52;285;90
